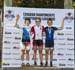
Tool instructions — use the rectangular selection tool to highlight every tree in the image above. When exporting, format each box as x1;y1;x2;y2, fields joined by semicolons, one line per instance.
0;0;4;8
13;0;64;8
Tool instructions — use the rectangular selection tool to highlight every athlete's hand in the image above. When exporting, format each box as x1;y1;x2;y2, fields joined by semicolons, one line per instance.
62;17;65;24
16;14;20;20
63;17;65;21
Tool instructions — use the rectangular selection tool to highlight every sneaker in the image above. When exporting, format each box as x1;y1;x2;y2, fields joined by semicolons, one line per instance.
40;62;43;66
21;63;25;67
26;63;30;66
34;62;37;66
45;62;48;67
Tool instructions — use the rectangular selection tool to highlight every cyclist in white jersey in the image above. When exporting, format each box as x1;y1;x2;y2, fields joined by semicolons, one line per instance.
31;18;45;66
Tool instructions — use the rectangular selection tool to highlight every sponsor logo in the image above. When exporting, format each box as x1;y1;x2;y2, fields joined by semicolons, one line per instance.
3;63;10;66
67;43;74;45
5;32;12;34
58;43;66;45
59;63;66;66
68;58;74;61
57;33;64;35
13;32;20;34
5;10;15;21
12;53;20;55
13;46;20;49
66;54;74;56
67;38;74;41
65;12;74;23
58;38;65;40
13;58;21;60
13;42;20;44
67;48;74;50
59;59;66;60
3;58;11;60
5;37;12;39
58;53;64;56
11;63;20;65
53;59;57;61
67;64;74;66
3;53;11;55
4;47;11;49
66;27;72;29
65;33;74;35
14;37;21;40
4;41;11;44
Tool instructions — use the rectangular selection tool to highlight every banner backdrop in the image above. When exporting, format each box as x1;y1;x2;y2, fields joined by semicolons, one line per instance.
2;7;74;68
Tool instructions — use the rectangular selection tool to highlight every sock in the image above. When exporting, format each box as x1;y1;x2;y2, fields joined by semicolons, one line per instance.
34;61;36;65
26;60;29;63
40;61;43;63
34;61;36;63
22;60;24;64
45;61;48;66
50;61;53;66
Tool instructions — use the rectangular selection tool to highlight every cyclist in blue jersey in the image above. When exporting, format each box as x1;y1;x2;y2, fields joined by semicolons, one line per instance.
14;15;31;67
45;18;64;67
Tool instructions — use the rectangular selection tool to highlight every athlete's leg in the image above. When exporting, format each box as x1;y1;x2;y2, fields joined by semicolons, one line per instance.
33;45;37;65
26;50;30;66
33;40;37;65
25;41;30;66
38;46;43;66
26;50;29;61
50;48;54;66
45;48;49;66
21;50;25;64
20;42;26;67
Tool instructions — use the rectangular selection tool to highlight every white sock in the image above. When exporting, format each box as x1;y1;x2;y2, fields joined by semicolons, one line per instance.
26;60;29;63
22;60;24;63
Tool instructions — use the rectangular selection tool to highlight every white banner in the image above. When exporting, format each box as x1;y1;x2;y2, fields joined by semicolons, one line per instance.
2;7;74;68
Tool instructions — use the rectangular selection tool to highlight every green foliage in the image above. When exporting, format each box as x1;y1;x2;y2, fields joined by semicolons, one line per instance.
73;0;75;2
0;0;4;8
13;0;64;8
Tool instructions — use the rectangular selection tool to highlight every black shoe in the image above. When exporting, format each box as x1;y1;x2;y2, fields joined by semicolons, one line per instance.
26;63;30;66
21;63;25;67
34;62;37;66
45;62;48;66
40;62;43;66
50;61;53;67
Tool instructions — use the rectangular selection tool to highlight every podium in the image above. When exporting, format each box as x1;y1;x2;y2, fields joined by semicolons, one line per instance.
3;67;74;70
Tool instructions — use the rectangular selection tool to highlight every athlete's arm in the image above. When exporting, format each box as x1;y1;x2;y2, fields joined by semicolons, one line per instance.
14;14;21;29
30;31;34;36
43;32;46;36
42;26;46;36
57;18;64;30
30;26;34;38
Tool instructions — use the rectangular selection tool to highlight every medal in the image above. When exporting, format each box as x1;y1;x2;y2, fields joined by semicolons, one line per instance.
48;27;51;37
